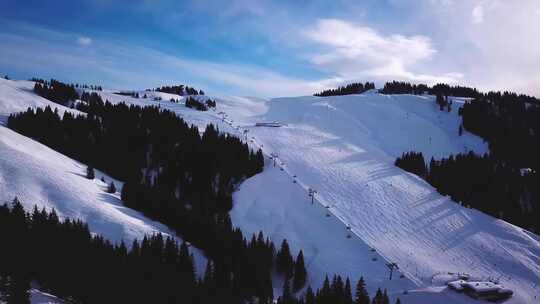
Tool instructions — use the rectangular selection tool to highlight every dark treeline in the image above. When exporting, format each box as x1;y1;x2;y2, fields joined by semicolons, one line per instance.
0;199;267;303
31;78;102;91
395;152;427;178
0;200;397;304
155;85;204;96
395;151;540;232
390;84;540;231
114;91;141;98
185;96;216;111
380;81;481;98
33;79;79;107
460;91;540;168
277;275;396;304
314;82;375;97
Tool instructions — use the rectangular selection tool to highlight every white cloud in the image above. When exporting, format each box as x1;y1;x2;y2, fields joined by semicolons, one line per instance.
303;19;460;85
77;36;92;46
472;5;484;23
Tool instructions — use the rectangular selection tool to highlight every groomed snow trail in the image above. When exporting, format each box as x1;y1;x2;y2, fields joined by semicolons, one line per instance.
219;93;539;303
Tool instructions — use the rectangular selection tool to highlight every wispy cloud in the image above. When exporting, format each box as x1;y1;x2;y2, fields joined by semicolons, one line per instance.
303;18;461;85
77;36;92;46
0;23;328;97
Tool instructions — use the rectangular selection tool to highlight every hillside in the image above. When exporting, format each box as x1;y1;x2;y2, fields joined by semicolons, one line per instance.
82;86;539;302
222;93;539;303
1;78;539;303
0;78;207;274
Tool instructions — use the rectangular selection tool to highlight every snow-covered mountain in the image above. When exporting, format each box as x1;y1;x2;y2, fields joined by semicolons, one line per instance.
1;77;539;303
0;78;207;274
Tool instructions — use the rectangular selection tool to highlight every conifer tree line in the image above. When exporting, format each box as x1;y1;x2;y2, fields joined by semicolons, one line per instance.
114;91;141;98
185;96;216;111
392;86;540;232
154;85;204;96
0;199;258;303
277;274;396;304
314;82;375;97
395;151;540;232
31;78;103;92
380;81;481;98
395;152;427;178
0;199;398;303
32;79;79;107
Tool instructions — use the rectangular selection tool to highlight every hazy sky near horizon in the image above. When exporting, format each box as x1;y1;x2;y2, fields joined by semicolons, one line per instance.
1;0;539;97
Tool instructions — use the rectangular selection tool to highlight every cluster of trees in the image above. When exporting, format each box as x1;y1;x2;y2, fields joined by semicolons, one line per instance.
185;97;216;111
379;81;430;95
114;91;141;98
380;81;481;98
275;240;307;292
395;151;540;232
314;82;376;97
33;79;79;107
75;83;102;91
278;275;396;304
0;199;269;303
155;85;204;96
460;91;540;168
0;199;398;304
31;78;102;91
395;152;427;177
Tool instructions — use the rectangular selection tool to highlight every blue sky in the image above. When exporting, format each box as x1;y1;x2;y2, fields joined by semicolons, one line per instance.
1;0;539;97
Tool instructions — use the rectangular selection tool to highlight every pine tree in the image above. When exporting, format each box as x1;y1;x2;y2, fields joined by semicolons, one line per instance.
281;279;293;304
344;278;353;304
305;286;315;304
355;277;370;304
276;239;294;279
293;250;307;291
86;165;95;179
108;181;116;193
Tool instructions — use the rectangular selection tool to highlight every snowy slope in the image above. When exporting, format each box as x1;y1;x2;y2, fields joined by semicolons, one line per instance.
0;79;206;274
0;78;78;123
87;88;539;303
2;78;539;303
216;93;539;303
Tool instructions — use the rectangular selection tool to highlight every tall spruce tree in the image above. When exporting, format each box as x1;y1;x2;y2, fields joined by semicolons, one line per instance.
276;239;294;278
355;276;370;304
293;250;307;291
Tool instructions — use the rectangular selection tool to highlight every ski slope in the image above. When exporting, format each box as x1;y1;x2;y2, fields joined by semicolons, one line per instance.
87;86;539;303
0;78;206;274
220;93;539;303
